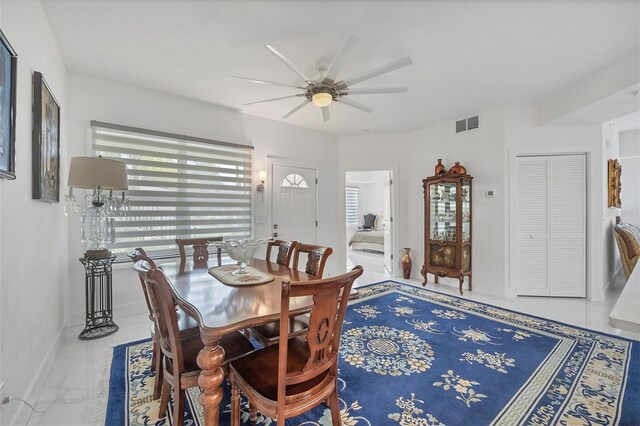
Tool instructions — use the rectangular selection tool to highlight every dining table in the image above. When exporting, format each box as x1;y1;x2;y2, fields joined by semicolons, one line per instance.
159;257;318;426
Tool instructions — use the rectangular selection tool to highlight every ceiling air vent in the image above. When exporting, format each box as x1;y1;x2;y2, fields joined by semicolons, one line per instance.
456;115;479;133
467;115;479;130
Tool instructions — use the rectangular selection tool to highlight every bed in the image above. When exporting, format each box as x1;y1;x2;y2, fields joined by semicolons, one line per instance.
348;230;385;253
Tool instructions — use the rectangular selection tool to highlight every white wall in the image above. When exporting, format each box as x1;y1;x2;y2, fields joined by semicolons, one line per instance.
620;129;640;225
0;1;69;423
66;73;340;324
338;105;607;300
602;121;623;284
339;107;506;295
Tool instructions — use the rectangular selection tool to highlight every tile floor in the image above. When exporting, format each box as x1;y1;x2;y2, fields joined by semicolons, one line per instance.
20;250;639;425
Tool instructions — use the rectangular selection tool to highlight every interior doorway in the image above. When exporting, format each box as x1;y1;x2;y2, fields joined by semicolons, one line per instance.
345;170;394;279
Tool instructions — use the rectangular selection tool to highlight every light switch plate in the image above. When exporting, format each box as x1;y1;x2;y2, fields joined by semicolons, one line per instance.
255;215;267;224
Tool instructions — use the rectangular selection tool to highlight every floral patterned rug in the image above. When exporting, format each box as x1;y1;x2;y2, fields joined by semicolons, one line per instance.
106;281;639;425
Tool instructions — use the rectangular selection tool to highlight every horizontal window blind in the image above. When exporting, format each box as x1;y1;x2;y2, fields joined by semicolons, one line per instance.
346;186;359;228
92;122;253;260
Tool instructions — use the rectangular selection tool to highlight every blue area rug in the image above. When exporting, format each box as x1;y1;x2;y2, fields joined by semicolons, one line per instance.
106;281;640;425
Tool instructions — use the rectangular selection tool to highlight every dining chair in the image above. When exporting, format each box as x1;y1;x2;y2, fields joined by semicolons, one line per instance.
133;255;255;425
129;248;199;400
292;243;333;278
229;265;364;426
176;236;223;268
265;240;298;267
250;243;334;346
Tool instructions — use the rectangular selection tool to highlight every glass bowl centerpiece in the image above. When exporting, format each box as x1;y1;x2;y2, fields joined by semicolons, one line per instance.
219;238;270;275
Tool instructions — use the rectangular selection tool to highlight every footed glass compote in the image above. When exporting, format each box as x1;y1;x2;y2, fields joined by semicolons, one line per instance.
220;239;270;275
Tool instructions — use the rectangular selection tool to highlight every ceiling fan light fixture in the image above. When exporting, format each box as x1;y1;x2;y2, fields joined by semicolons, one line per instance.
312;92;332;107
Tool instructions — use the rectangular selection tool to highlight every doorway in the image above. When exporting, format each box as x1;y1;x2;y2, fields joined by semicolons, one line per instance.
345;170;394;278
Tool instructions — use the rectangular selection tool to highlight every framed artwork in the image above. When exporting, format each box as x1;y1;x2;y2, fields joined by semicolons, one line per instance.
608;159;622;208
32;71;61;202
0;29;17;180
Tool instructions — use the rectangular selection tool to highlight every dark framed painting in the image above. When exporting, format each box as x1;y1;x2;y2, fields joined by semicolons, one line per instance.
0;29;17;180
32;71;61;202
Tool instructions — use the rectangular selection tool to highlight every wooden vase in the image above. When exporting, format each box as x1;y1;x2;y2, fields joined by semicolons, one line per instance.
402;248;412;279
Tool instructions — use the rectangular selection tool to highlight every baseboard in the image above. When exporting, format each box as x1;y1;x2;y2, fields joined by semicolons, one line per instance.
10;316;68;425
69;300;148;326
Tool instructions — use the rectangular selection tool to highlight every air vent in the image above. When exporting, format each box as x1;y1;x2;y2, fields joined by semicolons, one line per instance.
455;115;479;133
467;115;479;130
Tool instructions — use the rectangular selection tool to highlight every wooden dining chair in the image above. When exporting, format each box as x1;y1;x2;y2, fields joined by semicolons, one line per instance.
133;256;255;425
250;243;334;346
229;266;364;426
266;240;298;267
292;243;333;278
128;248;200;400
176;236;223;268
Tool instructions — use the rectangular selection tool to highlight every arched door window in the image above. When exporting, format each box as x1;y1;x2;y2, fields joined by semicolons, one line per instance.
280;173;308;188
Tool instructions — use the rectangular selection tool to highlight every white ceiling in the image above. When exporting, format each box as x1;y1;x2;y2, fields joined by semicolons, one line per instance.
42;0;640;135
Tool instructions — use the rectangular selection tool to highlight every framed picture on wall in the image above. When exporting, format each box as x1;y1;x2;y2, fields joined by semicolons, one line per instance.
0;29;17;180
32;71;61;202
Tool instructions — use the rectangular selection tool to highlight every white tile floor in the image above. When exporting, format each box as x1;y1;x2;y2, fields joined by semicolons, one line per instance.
20;250;639;425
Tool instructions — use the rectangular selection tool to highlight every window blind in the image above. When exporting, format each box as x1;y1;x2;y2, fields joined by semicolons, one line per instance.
91;121;253;260
346;186;359;228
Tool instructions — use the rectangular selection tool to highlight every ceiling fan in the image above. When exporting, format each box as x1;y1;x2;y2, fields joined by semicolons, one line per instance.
232;35;412;122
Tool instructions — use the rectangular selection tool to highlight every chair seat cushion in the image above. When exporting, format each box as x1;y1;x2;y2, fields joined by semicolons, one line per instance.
230;337;329;401
250;316;309;342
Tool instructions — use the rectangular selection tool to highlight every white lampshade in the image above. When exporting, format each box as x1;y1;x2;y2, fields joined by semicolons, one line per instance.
312;92;332;107
258;170;267;182
68;156;128;190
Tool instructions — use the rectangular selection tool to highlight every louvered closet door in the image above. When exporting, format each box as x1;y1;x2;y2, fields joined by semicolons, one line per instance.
515;154;586;297
549;155;586;297
516;157;549;296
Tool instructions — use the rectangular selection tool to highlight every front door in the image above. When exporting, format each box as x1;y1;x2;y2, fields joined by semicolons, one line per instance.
271;164;317;244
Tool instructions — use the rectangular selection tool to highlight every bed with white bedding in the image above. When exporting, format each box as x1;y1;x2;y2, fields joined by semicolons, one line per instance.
348;230;385;253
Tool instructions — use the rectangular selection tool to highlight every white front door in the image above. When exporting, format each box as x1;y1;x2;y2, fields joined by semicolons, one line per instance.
383;172;393;275
271;164;317;243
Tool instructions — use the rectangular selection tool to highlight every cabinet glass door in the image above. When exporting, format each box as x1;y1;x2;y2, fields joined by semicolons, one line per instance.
461;180;471;243
429;182;457;241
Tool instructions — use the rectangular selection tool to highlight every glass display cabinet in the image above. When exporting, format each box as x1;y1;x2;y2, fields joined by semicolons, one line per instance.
421;173;473;294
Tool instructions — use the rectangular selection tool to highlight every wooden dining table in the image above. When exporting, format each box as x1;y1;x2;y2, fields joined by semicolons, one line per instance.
160;257;318;426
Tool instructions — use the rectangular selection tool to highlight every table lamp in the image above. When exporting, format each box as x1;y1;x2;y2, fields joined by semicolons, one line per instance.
65;155;129;259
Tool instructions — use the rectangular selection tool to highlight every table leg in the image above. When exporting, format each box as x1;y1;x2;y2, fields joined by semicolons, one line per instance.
197;332;225;426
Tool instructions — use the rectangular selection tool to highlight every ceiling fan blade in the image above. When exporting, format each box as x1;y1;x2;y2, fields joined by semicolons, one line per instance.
321;106;331;122
336;97;373;113
264;44;316;86
325;35;359;82
339;57;412;88
244;94;304;106
230;75;305;89
343;87;408;95
282;100;311;119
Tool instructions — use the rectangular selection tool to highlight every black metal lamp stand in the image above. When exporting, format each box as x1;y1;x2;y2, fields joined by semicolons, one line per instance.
78;251;119;340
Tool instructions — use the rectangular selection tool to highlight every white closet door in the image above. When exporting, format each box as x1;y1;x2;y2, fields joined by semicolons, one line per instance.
516;157;549;296
515;154;586;297
549;155;586;297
